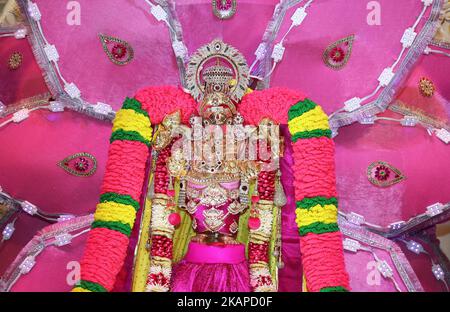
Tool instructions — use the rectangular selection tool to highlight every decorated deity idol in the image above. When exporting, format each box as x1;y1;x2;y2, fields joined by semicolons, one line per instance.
72;40;349;293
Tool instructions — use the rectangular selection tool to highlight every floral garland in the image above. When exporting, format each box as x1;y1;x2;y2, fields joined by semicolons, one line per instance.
145;195;174;292
288;98;350;292
145;142;177;292
72;97;152;292
71;86;197;292
248;169;277;292
72;87;349;292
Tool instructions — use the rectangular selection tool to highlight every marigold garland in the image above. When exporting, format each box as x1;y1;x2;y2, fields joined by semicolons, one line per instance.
300;232;349;292
296;196;338;209
291;138;337;200
295;204;338;228
288;102;332;142
288;105;330;134
94;202;137;228
72;97;152;292
288;98;349;292
112;110;153;142
72;287;92;292
110;129;151;146
99;192;140;211
100;140;149;201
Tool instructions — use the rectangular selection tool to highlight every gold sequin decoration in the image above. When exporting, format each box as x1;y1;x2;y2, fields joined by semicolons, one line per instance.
8;52;22;70
419;77;435;97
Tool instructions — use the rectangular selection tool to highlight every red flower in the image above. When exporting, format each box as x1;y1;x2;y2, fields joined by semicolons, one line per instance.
330;47;345;63
256;275;272;287
148;273;169;287
112;44;127;59
217;0;232;10
375;165;390;181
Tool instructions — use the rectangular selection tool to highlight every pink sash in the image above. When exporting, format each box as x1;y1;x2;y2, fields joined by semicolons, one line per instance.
184;242;246;264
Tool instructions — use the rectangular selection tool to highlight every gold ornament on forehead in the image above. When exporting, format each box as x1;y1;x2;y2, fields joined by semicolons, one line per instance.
185;39;250;102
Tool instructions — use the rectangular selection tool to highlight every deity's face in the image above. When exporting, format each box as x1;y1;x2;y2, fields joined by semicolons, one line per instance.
199;91;236;125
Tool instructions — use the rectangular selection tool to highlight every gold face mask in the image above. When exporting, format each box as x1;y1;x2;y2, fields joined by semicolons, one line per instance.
199;91;237;125
197;59;238;125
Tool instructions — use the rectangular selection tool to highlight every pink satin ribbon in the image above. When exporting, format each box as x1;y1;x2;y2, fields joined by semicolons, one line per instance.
184;242;246;264
187;180;240;190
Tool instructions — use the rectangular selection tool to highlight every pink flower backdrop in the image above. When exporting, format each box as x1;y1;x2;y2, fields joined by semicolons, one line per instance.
0;0;449;292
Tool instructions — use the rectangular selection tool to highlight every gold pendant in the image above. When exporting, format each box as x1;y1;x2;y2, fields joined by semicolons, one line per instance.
203;207;225;232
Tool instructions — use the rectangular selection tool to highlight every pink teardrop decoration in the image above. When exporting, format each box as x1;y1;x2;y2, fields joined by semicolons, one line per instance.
58;152;97;177
248;217;261;230
168;213;181;227
99;34;134;66
367;161;405;188
323;34;355;70
212;0;237;20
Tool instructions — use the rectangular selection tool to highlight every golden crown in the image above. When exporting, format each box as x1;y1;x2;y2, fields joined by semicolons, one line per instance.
202;63;233;86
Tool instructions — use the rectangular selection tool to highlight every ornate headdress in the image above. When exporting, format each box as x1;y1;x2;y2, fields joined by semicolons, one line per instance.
185;39;250;102
202;61;234;95
185;40;250;125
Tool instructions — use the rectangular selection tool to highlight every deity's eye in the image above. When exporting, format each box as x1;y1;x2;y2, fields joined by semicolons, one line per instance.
99;34;134;66
240;184;249;193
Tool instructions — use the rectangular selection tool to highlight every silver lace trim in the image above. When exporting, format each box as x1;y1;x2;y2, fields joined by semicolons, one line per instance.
329;0;444;131
413;231;450;287
0;214;93;292
156;0;189;87
339;202;450;239
339;216;424;292
254;0;304;90
15;0;115;121
159;0;303;90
